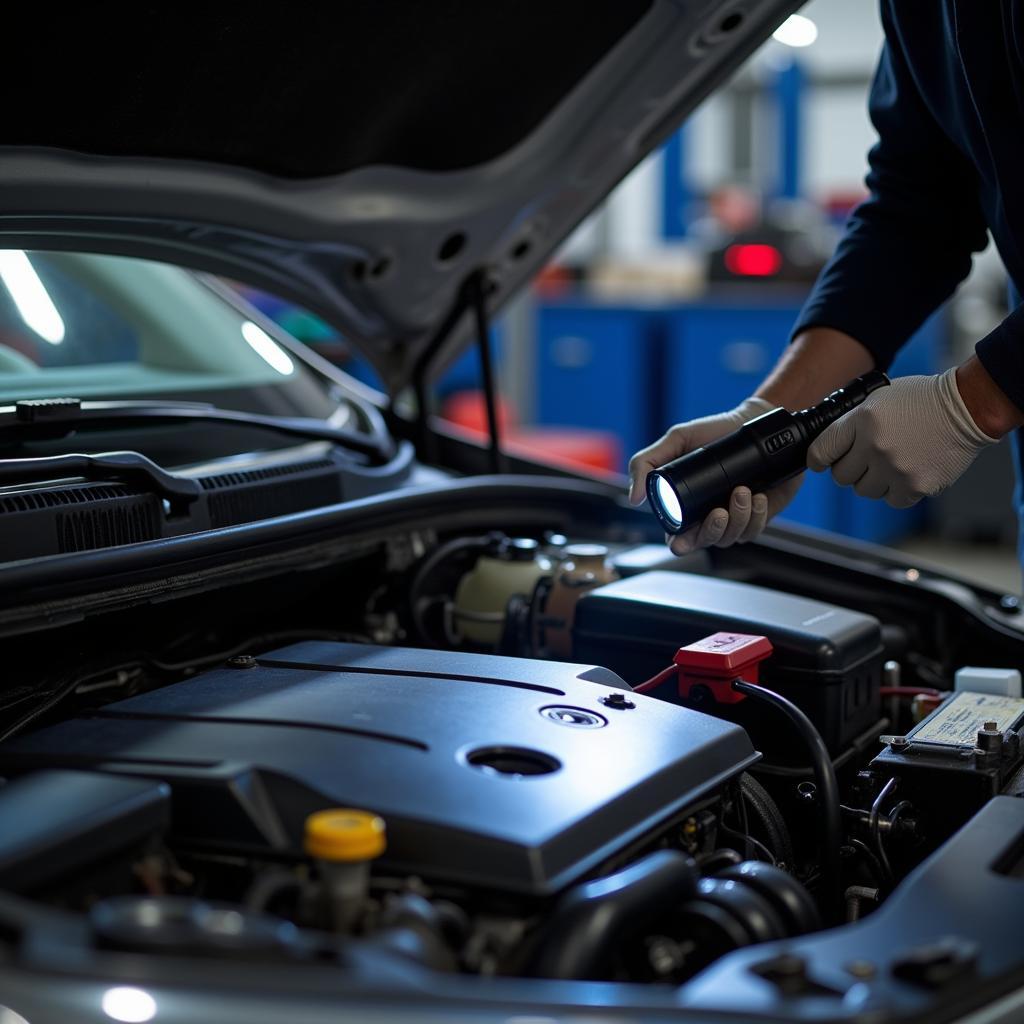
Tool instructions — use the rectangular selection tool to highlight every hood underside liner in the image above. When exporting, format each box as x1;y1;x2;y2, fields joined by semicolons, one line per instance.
0;1;802;390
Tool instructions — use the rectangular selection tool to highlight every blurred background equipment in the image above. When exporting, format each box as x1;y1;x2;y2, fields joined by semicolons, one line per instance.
231;0;1019;594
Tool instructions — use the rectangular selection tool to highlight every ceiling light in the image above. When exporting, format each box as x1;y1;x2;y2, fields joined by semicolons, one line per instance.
0;250;65;344
241;321;295;376
772;14;818;47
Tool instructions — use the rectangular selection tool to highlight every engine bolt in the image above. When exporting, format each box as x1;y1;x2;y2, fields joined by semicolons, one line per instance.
601;692;636;710
977;721;1003;756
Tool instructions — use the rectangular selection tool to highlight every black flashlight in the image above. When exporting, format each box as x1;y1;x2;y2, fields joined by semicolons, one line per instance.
646;370;890;534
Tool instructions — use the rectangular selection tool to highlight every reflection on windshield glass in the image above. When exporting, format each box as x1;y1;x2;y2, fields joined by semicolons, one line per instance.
241;320;294;376
0;250;65;345
0;250;337;415
0;250;141;367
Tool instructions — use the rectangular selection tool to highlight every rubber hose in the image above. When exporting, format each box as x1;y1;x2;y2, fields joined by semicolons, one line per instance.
732;680;843;918
739;773;796;869
408;535;491;642
244;869;301;914
717;861;820;935
527;849;698;980
365;892;457;972
698;849;744;874
696;877;787;943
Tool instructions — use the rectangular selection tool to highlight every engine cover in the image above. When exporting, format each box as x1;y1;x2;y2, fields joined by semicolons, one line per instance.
2;643;757;895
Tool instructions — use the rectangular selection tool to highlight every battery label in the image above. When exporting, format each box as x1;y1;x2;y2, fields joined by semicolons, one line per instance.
912;691;1024;748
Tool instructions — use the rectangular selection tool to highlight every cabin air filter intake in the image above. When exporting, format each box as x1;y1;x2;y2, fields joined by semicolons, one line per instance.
646;370;890;534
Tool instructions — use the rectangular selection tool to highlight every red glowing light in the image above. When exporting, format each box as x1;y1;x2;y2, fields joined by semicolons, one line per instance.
724;243;783;277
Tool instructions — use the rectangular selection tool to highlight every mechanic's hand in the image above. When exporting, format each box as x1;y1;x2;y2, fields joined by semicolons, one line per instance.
807;369;997;507
629;397;803;554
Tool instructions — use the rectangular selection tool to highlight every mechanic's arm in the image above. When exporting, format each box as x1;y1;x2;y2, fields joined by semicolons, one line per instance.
627;326;1023;553
783;0;1024;506
755;327;874;408
792;3;990;375
630;2;994;553
806;353;1024;508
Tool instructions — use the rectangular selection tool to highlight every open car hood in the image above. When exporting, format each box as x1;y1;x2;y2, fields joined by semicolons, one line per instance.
0;1;799;393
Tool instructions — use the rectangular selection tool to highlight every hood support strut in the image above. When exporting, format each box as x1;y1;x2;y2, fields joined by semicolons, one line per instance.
412;269;505;474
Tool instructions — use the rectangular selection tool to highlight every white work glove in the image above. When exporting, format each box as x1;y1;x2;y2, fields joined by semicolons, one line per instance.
807;369;998;507
629;397;803;554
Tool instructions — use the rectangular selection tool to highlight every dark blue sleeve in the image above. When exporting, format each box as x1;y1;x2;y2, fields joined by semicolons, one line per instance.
976;304;1024;412
790;5;989;370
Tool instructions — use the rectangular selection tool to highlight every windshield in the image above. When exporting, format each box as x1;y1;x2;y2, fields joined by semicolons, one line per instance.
0;249;336;417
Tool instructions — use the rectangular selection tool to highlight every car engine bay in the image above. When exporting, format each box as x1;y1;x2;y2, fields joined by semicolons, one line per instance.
1;507;1024;1020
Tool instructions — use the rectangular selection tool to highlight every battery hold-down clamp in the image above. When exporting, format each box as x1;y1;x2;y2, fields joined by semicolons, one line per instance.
634;632;773;703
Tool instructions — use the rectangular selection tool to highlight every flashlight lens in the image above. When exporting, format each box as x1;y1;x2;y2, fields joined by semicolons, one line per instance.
654;475;683;528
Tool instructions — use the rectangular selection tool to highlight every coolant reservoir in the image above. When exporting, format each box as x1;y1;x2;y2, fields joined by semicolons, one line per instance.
543;544;619;657
453;537;552;645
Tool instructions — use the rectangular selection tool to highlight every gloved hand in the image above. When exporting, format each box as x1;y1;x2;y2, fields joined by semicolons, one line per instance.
807;368;998;506
629;397;803;554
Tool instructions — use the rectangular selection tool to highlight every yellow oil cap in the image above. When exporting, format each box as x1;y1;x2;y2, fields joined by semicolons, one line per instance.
304;808;386;862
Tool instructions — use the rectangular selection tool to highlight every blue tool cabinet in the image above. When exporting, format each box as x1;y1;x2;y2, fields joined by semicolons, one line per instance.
535;304;662;464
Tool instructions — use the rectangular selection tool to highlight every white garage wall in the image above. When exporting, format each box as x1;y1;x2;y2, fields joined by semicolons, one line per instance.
687;94;732;196
765;0;883;199
804;86;877;199
581;0;886;260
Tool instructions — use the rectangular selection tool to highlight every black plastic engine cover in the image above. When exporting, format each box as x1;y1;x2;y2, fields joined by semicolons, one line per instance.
1;643;757;896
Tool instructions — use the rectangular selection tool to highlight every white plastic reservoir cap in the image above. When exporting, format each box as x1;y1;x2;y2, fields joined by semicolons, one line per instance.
954;666;1022;698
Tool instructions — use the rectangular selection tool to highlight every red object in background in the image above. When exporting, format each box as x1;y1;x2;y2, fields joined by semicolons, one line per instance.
509;428;621;473
673;632;773;705
533;263;578;299
723;243;783;277
441;391;621;473
440;391;516;435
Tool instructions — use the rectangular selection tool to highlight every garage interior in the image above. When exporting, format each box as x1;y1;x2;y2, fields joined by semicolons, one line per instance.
231;0;1019;595
2;3;1024;1016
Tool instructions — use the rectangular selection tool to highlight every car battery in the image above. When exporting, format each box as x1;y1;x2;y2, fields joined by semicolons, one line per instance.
871;690;1024;838
572;571;883;755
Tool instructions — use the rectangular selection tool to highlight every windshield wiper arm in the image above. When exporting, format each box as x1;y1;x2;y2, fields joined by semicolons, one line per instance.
0;399;395;464
0;451;201;513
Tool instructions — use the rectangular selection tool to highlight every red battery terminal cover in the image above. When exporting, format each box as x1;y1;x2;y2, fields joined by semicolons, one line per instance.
673;632;773;705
